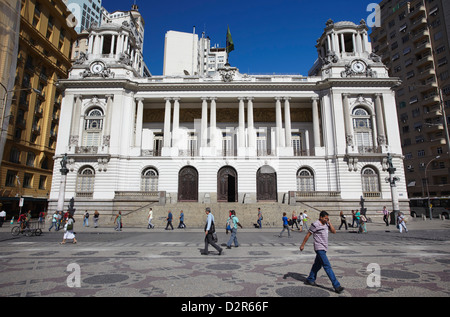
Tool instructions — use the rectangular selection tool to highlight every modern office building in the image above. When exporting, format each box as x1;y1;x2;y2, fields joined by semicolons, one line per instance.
0;0;77;216
49;17;408;226
370;0;450;199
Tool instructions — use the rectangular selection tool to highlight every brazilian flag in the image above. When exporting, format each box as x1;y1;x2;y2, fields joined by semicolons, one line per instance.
226;25;234;54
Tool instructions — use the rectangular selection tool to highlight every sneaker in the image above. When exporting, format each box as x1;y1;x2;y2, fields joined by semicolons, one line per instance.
304;280;317;287
334;286;344;294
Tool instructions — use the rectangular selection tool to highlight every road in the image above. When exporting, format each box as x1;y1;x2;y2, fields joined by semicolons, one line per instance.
0;220;449;301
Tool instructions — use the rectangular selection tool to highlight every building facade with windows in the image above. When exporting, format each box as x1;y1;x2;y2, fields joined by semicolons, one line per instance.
49;19;409;226
0;0;77;216
370;0;450;199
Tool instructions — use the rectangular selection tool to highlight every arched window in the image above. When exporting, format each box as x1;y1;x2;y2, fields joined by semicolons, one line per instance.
141;167;159;191
297;168;315;192
352;107;374;153
76;166;95;194
83;108;104;146
361;166;380;193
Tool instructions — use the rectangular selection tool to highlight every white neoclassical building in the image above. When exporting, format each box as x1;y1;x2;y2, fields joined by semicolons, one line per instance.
49;17;409;226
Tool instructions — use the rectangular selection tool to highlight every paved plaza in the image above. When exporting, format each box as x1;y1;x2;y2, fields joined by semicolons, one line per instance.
0;218;449;300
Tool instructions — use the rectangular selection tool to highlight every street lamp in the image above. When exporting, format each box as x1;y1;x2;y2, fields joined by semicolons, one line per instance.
425;155;441;220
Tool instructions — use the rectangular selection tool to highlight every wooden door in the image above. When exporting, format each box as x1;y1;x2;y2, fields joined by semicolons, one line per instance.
178;166;198;202
256;166;277;201
217;166;238;202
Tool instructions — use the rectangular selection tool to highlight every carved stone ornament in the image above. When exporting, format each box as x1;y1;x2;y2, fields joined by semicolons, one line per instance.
218;65;237;82
341;63;377;78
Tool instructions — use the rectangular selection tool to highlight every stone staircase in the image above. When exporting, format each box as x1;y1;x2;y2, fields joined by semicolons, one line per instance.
112;202;321;229
58;197;407;228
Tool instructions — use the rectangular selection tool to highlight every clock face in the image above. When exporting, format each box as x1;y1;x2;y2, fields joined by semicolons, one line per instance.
352;61;366;73
90;62;104;74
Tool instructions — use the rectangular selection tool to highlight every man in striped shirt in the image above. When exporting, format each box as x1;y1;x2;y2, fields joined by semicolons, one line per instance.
300;211;344;294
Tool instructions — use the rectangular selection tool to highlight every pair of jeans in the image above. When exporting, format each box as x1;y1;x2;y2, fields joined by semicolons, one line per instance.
227;228;239;247
307;250;341;289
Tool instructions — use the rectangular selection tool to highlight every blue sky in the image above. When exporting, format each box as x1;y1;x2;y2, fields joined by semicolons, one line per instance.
102;0;376;76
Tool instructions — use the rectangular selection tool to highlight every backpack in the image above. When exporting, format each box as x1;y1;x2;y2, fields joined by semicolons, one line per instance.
226;216;234;230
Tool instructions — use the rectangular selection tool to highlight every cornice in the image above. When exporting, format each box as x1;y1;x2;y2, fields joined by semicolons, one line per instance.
57;75;401;93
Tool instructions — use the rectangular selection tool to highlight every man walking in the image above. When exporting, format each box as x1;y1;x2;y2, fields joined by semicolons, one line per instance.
226;210;243;249
202;207;223;255
382;206;390;226
165;210;174;230
300;210;344;294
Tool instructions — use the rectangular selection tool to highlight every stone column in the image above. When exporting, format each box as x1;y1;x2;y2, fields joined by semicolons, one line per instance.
275;97;284;148
70;95;82;147
342;93;353;147
201;98;208;147
238;97;246;148
284;97;292;147
163;98;172;147
375;94;386;146
103;95;114;147
135;98;144;147
247;97;256;149
312;97;321;149
210;98;217;148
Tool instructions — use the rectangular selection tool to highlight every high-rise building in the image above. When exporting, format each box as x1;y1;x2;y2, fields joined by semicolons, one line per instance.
370;0;450;200
66;0;102;33
163;30;227;77
0;0;77;216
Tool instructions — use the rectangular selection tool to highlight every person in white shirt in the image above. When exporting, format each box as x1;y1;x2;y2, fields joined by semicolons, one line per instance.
147;208;154;229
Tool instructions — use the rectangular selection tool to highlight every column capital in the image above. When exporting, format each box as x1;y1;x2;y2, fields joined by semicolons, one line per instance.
342;93;351;98
246;97;254;101
283;96;291;101
172;97;181;101
238;97;246;101
274;96;283;101
374;93;383;98
164;97;173;102
311;96;320;102
209;97;217;101
135;97;145;102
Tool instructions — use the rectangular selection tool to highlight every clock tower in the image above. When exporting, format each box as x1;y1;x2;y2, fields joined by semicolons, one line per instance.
70;5;149;80
309;19;389;80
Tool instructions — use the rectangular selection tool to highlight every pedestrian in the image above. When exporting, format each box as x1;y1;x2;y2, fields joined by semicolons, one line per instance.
360;214;368;233
114;211;122;231
56;211;62;230
351;210;356;227
354;209;361;231
147;208;154;229
338;211;348;230
382;206;390;226
83;210;89;227
60;214;77;244
38;210;46;224
165;210;174;230
226;210;243;249
178;210;186;229
300;210;344;294
201;207;223;255
291;211;300;230
93;210;100;228
48;211;58;231
257;207;263;229
279;212;291;238
397;212;408;233
302;210;309;230
0;209;6;227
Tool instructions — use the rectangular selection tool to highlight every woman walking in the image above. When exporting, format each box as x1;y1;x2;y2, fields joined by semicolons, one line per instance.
60;214;77;244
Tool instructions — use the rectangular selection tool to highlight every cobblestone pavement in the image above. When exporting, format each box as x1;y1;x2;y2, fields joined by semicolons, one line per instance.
0;220;449;299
